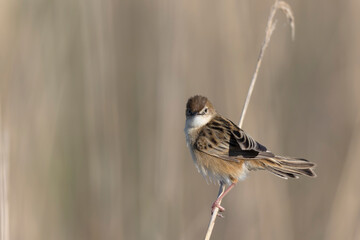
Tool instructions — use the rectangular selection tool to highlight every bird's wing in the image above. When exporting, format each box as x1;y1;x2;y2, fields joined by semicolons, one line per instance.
195;115;274;162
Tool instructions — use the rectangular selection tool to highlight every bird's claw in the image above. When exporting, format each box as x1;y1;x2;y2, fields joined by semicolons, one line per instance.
211;200;225;217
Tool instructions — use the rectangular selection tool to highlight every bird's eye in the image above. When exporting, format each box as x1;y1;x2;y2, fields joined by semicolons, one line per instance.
203;108;208;114
186;109;192;116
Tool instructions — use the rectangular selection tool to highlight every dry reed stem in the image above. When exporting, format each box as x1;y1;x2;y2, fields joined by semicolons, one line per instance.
324;114;360;239
204;184;225;240
0;114;9;240
238;0;295;127
204;1;295;239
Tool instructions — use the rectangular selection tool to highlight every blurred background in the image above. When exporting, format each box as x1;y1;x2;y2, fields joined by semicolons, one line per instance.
0;0;360;239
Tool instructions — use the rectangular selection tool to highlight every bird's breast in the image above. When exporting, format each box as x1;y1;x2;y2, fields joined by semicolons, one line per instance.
184;122;248;184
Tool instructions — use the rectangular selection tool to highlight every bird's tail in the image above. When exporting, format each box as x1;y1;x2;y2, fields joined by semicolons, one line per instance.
247;156;317;179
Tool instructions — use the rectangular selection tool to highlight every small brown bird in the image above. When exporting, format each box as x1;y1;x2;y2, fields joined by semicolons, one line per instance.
184;95;316;214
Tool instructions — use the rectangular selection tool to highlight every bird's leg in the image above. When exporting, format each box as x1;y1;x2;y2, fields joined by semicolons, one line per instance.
211;182;237;214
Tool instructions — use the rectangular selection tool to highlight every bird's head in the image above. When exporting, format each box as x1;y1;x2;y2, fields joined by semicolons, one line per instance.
185;95;216;129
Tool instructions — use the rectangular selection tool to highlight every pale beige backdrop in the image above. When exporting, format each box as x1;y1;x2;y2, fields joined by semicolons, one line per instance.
0;0;359;239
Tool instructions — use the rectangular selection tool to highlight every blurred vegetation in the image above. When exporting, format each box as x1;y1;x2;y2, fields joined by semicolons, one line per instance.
0;0;360;239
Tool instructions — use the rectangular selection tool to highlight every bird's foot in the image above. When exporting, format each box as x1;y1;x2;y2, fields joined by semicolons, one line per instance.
211;200;225;217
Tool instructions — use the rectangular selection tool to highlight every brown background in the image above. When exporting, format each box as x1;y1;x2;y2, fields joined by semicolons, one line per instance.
1;0;360;239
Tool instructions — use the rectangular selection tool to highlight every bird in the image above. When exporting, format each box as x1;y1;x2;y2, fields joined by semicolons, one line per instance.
184;95;316;214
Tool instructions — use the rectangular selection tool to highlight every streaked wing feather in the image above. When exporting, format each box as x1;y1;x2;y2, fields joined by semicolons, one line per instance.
195;115;274;162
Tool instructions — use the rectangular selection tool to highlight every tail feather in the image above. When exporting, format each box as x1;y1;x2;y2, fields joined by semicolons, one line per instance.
263;166;298;179
276;159;314;169
248;156;316;179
